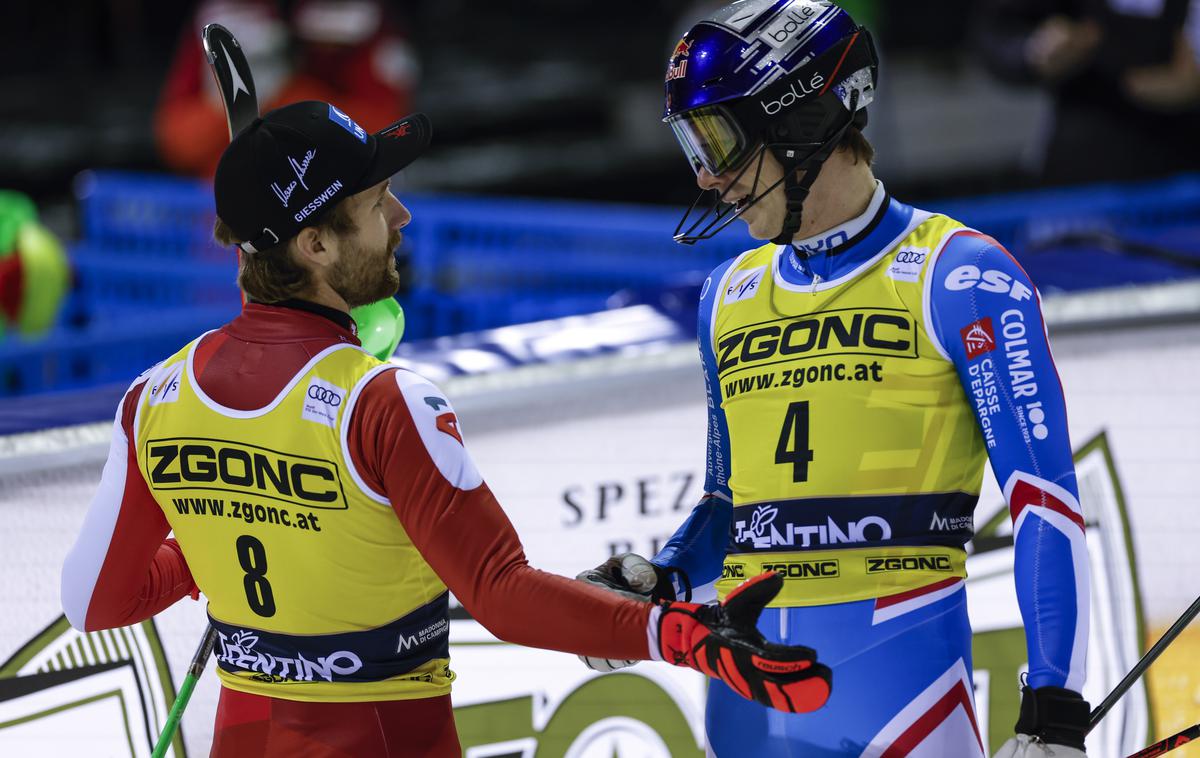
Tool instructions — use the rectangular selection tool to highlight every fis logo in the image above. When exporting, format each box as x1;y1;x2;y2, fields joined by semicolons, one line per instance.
148;364;183;406
724;267;765;304
865;555;954;573
960;317;996;360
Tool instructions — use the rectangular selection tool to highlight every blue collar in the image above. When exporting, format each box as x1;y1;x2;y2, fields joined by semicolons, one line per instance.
778;185;914;287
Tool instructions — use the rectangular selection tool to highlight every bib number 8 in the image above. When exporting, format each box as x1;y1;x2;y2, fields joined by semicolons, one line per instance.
236;535;276;617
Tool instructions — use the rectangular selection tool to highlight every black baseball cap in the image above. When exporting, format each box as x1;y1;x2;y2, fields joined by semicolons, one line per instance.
214;100;431;254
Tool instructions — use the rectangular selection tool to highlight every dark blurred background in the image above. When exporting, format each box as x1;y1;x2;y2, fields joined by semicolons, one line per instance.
0;0;1059;226
3;0;1200;410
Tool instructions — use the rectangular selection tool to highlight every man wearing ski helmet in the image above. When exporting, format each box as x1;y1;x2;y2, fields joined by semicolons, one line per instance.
579;1;1093;756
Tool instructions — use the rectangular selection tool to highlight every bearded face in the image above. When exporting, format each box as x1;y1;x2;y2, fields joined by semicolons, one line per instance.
326;227;402;308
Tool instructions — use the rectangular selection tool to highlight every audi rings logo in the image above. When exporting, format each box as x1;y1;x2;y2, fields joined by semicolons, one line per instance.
894;250;926;264
308;386;343;406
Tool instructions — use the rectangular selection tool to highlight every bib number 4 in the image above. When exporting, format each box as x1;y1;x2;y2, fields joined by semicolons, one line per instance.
775;401;814;483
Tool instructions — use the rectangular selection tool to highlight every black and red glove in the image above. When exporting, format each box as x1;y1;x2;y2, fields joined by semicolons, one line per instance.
653;571;832;714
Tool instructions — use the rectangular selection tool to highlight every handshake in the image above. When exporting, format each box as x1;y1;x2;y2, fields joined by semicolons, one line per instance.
576;553;832;714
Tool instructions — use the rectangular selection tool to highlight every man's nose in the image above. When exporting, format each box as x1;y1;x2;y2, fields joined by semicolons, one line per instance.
387;194;411;230
695;167;726;192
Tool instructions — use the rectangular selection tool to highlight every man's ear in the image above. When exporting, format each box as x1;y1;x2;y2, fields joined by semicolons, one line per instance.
293;226;336;270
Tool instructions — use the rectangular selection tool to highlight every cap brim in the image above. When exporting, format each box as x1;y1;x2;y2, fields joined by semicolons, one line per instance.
362;113;432;187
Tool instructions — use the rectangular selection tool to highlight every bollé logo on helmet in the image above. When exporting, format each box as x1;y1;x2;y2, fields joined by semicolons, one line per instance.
761;5;820;49
760;73;827;115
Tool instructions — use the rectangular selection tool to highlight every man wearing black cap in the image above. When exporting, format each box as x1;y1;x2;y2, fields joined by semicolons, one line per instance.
61;100;836;756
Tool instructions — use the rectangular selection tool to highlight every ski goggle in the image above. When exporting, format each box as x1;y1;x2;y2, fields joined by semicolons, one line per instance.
666;105;753;177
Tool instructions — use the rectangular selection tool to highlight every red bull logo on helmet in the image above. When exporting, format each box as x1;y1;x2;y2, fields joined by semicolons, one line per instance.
666;39;691;81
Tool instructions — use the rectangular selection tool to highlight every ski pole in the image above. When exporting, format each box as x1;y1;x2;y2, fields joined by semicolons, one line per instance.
1125;722;1200;758
151;626;218;758
1089;593;1200;733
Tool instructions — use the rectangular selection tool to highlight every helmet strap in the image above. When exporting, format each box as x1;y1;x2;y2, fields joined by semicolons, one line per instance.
768;90;861;246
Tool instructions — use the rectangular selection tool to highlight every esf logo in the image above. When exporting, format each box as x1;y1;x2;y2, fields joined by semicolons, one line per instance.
722;564;746;580
762;560;840;579
760;73;827;115
308;385;342;407
147;439;347;509
944;265;1033;302
717;309;915;374
864;555;953;573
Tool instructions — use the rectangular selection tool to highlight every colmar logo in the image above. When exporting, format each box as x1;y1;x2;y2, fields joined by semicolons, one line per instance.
724;266;765;304
1000;309;1049;441
961;317;996;360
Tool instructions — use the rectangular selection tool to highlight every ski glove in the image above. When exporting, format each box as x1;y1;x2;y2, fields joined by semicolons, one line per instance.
653;572;832;714
994;686;1090;757
575;553;686;672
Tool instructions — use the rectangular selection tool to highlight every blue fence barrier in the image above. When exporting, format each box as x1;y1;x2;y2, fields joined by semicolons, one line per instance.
1;170;1198;398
